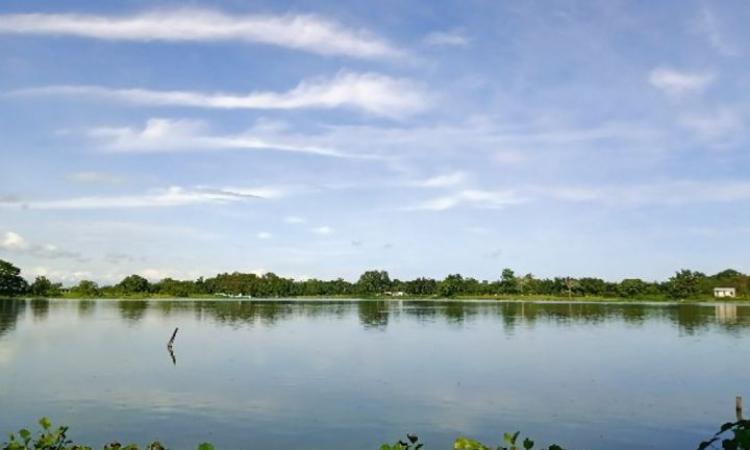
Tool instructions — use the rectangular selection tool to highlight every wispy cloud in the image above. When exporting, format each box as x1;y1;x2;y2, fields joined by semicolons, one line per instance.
311;225;333;235
0;9;401;58
2;186;283;210
257;231;273;239
66;171;126;184
423;30;470;47
87;118;360;158
408;179;750;212
648;67;714;96
284;216;306;224
537;180;750;206
412;189;526;211
11;71;427;117
695;7;740;57
679;108;744;146
413;171;466;188
493;150;525;165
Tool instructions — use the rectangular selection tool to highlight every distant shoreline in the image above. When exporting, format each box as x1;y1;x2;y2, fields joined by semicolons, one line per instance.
5;294;748;303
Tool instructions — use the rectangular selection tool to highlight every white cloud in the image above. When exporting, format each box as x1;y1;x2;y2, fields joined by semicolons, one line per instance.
0;231;83;260
648;67;714;97
408;180;750;212
65;221;220;241
284;216;306;224
414;171;466;188
679;108;744;145
86;118;370;158
1;185;284;210
257;231;272;239
423;30;470;47
695;7;739;57
493;150;525;165
311;226;333;235
537;180;750;206
465;226;490;235
413;189;526;211
66;171;125;184
0;10;401;58
1;231;27;250
13;71;427;118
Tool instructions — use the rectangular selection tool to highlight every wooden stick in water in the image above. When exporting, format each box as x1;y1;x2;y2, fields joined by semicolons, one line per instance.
167;327;179;348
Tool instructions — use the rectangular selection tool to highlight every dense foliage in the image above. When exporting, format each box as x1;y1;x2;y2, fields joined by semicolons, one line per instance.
1;418;212;450
6;420;749;450
1;258;748;300
698;419;750;450
0;260;28;297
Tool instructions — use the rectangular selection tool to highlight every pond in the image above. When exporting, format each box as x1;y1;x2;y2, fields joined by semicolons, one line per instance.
1;299;749;449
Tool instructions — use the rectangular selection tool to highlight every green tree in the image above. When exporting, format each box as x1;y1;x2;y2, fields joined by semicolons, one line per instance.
356;270;391;295
29;276;62;297
578;277;606;296
0;259;28;297
439;274;464;298
71;280;100;298
618;278;648;298
668;269;704;299
117;274;151;294
406;277;438;296
499;268;519;294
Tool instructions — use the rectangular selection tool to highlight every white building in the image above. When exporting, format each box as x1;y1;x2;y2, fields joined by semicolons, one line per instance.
714;287;736;298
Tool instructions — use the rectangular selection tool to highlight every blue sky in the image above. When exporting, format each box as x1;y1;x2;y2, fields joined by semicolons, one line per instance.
1;0;749;284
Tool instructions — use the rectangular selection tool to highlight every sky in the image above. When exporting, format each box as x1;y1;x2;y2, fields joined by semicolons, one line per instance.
1;0;750;285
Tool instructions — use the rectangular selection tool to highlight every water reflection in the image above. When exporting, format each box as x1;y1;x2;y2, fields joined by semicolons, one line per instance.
358;301;389;329
77;300;96;317
0;299;25;338
118;300;149;323
29;298;50;321
1;298;750;450
1;299;750;339
167;344;177;366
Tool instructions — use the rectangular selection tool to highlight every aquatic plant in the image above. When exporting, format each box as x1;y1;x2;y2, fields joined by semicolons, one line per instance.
6;417;750;450
1;418;214;450
697;419;750;450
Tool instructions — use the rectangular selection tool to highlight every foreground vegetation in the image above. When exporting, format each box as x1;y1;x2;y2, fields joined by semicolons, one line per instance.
4;418;750;450
1;258;748;301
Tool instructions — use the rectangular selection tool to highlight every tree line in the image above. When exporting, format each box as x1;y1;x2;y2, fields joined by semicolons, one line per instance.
0;258;747;300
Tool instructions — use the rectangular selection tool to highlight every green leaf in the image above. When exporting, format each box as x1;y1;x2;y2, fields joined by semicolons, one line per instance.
197;443;215;450
454;436;488;450
18;429;30;441
523;437;534;450
39;417;52;430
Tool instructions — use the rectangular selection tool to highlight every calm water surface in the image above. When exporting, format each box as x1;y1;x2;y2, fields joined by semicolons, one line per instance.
1;299;749;449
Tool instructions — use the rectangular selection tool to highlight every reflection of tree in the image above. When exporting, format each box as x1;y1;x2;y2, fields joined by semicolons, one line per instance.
443;302;471;324
358;301;389;329
118;300;149;323
80;298;750;336
77;300;96;317
0;299;26;338
193;300;293;327
29;298;50;321
499;303;520;334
